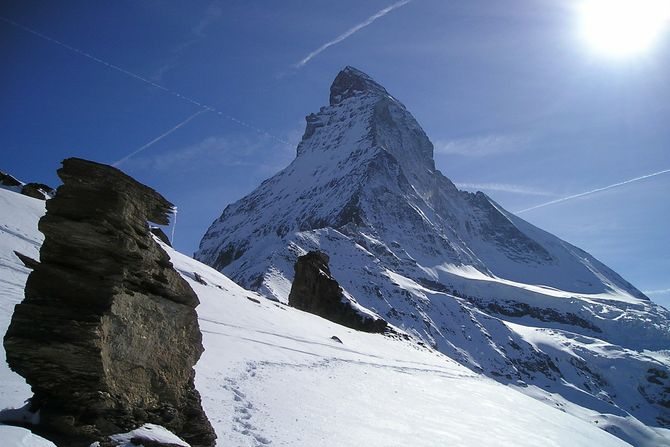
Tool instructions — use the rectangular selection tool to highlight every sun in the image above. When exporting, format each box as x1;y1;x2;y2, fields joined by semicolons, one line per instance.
578;0;670;57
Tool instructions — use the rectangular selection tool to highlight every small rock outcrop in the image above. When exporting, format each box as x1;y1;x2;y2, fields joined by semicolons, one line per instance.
288;251;387;333
21;182;55;200
0;170;22;188
1;170;54;200
3;158;216;447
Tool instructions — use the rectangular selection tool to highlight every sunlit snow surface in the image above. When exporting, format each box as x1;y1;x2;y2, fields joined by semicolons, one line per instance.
106;423;190;447
0;188;654;447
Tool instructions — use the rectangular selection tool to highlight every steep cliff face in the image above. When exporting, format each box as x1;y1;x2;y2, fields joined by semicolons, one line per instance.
196;67;670;437
289;251;387;333
3;158;215;447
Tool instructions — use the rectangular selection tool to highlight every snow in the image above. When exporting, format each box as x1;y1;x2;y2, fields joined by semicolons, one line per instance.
171;244;632;447
0;189;44;408
0;187;642;446
107;423;190;447
0;425;55;447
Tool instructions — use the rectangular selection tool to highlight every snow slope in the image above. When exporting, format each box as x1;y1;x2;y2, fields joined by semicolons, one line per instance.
195;66;670;443
0;187;651;446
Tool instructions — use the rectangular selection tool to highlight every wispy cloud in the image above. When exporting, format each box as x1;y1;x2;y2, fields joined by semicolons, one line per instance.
113;110;205;167
125;129;297;174
643;288;670;296
153;1;224;81
192;1;224;38
294;0;412;68
517;168;670;214
128;135;256;172
455;182;556;197
0;15;291;147
434;134;530;157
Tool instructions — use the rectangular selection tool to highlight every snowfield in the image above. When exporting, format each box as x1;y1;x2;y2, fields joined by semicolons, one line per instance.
0;188;656;446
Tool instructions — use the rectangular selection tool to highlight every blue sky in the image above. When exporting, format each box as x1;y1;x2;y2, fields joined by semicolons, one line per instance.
1;1;669;306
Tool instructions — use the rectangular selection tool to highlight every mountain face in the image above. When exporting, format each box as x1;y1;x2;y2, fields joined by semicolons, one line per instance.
196;66;670;440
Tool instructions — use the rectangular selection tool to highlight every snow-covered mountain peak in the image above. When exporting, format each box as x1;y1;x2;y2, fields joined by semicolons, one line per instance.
299;66;435;191
329;65;390;105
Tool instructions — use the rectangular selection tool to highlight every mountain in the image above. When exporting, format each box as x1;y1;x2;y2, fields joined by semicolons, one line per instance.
0;187;639;446
196;66;670;444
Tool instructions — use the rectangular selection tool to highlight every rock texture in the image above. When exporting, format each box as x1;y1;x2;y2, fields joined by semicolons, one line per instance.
289;251;387;333
3;158;215;447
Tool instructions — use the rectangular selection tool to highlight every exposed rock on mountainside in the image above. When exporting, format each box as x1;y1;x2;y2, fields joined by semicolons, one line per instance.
1;170;54;200
3;158;215;447
197;66;670;440
0;170;22;188
289;251;387;333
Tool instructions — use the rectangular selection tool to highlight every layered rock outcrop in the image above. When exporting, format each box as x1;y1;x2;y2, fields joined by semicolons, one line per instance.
289;251;387;333
3;158;215;447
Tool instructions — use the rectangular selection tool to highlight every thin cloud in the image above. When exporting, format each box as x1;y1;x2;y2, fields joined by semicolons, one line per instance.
455;182;556;197
153;1;224;81
643;288;670;296
0;16;291;147
113;110;205;167
192;1;224;38
128;135;252;171
517;168;670;214
435;134;530;157
294;0;412;68
125;131;295;173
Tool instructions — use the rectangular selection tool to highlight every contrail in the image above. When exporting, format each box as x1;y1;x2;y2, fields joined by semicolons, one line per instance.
294;0;412;68
517;168;670;214
0;16;292;147
113;110;205;167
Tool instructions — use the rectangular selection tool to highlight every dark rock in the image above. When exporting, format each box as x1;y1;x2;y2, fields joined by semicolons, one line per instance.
13;251;40;270
330;336;343;344
150;227;172;247
193;272;207;285
21;182;55;200
0;170;22;187
3;158;216;447
288;251;387;333
329;66;389;106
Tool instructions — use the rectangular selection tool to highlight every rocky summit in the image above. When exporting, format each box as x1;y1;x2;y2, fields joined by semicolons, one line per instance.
3;158;216;447
196;66;670;440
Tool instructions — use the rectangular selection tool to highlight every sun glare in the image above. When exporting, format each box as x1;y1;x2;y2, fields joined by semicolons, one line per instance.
579;0;670;57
